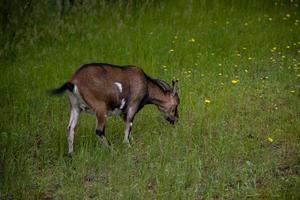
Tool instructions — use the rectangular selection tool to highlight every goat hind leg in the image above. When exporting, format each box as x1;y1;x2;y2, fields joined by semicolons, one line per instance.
95;111;110;148
67;107;80;155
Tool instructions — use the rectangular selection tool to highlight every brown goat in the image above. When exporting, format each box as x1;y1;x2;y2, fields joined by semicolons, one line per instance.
50;63;180;154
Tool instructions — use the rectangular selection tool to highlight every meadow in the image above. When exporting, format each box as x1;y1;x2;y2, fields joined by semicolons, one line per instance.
1;0;300;199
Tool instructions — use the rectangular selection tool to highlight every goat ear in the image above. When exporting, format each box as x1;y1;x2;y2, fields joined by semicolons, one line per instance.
171;80;178;96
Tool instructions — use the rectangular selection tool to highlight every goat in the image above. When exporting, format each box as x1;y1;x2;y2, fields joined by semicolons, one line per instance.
50;63;180;154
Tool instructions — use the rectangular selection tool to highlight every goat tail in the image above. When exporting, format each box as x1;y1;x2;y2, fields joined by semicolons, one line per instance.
48;82;74;96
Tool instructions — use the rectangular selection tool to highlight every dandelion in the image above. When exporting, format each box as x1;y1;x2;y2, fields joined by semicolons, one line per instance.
245;69;248;73
169;49;174;52
286;45;290;49
267;137;274;143
237;53;241;57
218;63;222;66
282;55;286;59
248;57;254;60
204;99;211;104
189;38;195;42
286;13;291;18
244;22;248;26
162;65;167;68
290;90;295;93
242;47;247;50
218;73;222;76
174;35;178;39
231;79;239;84
268;17;272;21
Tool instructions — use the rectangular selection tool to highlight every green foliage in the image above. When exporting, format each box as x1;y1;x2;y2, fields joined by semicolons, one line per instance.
1;0;300;199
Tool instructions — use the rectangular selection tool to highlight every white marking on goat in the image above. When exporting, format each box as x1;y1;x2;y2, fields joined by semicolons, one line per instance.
120;98;126;109
114;82;122;93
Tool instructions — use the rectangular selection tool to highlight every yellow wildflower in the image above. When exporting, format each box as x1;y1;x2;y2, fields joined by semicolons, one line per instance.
189;38;195;42
204;99;211;104
267;137;273;143
290;90;295;93
231;79;239;84
169;49;174;52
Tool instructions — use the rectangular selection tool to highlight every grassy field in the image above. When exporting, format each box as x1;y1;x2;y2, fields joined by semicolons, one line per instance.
1;0;300;199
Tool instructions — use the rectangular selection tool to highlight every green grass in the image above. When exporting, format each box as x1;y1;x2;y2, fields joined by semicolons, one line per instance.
1;0;300;199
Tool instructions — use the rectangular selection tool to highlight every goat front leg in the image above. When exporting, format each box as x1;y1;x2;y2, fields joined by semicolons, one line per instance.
123;106;137;146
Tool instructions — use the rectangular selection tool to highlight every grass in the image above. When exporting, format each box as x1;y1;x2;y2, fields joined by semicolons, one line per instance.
1;0;300;199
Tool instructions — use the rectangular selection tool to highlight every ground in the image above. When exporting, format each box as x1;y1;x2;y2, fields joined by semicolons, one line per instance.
0;0;300;199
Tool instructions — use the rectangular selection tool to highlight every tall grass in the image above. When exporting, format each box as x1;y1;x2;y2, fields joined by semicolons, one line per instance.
1;0;300;199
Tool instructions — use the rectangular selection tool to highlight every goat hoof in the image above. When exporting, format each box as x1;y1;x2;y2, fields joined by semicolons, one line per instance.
99;137;111;149
67;152;73;159
123;139;132;147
